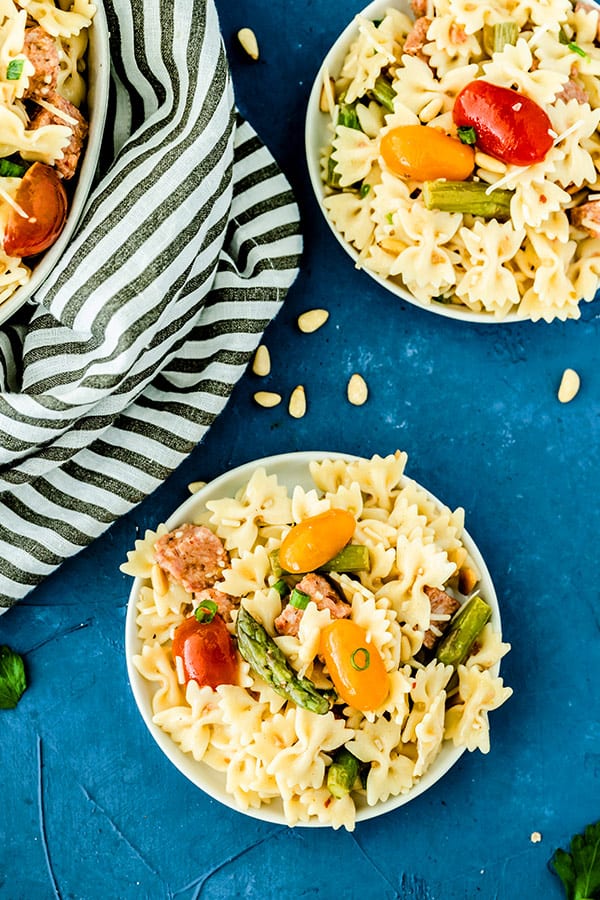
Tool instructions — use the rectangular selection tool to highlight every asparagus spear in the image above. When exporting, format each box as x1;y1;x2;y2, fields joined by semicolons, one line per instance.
370;75;396;112
236;606;330;715
327;747;361;798
326;102;362;187
435;595;492;668
423;180;514;221
269;543;370;578
483;22;519;55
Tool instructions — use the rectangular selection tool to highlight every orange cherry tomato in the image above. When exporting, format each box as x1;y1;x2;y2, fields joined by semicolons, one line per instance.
172;614;238;689
380;125;475;182
279;508;356;574
4;162;68;258
320;619;389;711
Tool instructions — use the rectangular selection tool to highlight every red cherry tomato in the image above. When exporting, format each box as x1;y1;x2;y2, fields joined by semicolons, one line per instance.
453;80;554;167
4;162;68;258
172;614;238;689
279;508;356;574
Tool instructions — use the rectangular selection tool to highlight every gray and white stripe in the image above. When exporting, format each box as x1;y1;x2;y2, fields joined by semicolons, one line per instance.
0;0;302;608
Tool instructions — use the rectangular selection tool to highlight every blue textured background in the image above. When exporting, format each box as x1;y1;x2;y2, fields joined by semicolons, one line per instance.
1;2;599;898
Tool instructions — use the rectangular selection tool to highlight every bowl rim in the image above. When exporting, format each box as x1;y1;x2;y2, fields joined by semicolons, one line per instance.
0;2;111;327
304;0;528;325
125;449;504;827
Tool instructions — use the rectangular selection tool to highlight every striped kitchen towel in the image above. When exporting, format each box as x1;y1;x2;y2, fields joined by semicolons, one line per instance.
0;0;302;610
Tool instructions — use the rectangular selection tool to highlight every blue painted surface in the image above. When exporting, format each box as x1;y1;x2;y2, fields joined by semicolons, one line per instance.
1;2;599;898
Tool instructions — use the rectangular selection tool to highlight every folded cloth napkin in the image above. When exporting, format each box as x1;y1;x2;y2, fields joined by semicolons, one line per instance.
0;0;302;611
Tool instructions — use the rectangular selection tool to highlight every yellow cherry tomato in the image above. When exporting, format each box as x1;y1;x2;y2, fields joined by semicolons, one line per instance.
279;508;355;574
320;619;389;711
380;125;475;182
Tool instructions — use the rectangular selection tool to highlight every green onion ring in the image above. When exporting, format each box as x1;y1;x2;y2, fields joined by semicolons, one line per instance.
350;647;371;671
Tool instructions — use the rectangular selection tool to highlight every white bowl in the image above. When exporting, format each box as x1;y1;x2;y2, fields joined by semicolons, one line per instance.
0;4;110;327
125;451;504;827
304;0;526;324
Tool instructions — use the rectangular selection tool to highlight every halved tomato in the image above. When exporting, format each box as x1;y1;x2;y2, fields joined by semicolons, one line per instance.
4;162;68;258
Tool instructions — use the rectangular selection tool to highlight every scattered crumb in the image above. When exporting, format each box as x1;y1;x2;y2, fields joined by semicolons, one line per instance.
530;831;542;843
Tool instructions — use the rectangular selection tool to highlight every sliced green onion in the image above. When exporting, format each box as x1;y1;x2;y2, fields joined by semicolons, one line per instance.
194;598;218;623
6;59;24;81
457;125;477;145
360;183;371;198
386;212;394;224
0;158;27;178
350;647;370;671
289;588;311;610
568;41;589;60
271;578;289;598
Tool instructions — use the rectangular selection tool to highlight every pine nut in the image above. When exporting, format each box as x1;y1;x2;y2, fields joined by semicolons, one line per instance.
289;385;306;418
557;368;580;403
297;308;329;333
380;237;405;254
252;344;271;376
319;78;335;113
237;27;259;60
151;563;169;597
347;373;368;406
187;481;206;494
254;391;281;408
474;151;507;174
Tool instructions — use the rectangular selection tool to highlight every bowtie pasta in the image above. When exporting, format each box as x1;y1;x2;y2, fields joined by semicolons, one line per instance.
319;0;600;321
123;452;512;831
0;0;95;307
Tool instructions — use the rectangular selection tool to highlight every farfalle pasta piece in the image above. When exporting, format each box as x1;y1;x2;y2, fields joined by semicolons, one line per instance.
17;0;96;37
340;9;411;104
414;692;447;777
403;660;454;742
455;219;525;315
424;16;481;74
330;125;379;188
152;680;221;762
348;718;414;805
444;666;513;753
267;707;353;792
466;624;511;670
135;585;183;644
133;642;185;714
216;544;271;598
482;38;569;104
322;191;374;251
206;467;292;554
120;523;169;579
57;31;88;106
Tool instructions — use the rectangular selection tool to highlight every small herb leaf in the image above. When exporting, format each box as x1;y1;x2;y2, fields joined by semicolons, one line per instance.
0;645;27;709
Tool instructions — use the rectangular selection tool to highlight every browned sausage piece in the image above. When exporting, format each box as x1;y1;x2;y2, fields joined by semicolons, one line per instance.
422;585;460;650
154;523;230;593
23;25;59;100
403;17;431;59
274;573;351;637
28;92;88;179
571;199;600;238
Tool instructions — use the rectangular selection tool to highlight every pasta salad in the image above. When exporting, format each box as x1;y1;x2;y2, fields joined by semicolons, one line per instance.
318;0;600;321
0;0;95;306
123;452;512;831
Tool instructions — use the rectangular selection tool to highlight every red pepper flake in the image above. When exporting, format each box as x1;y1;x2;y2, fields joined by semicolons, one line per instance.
540;194;547;203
